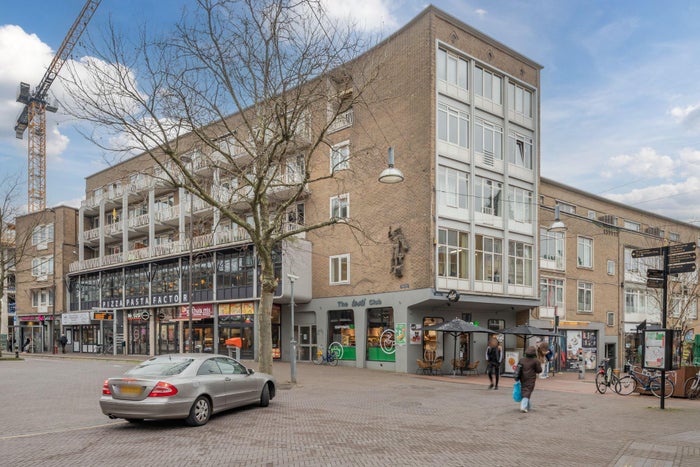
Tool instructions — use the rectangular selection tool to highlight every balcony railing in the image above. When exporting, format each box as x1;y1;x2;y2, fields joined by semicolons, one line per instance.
328;108;354;133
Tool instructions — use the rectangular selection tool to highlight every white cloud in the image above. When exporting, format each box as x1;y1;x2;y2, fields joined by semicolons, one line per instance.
474;9;487;19
606;147;677;179
321;0;398;32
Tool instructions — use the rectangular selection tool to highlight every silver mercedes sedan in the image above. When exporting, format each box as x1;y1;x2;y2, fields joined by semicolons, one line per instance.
100;354;275;426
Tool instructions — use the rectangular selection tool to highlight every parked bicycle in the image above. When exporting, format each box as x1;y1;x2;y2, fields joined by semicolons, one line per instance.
314;342;343;366
683;371;700;400
595;358;622;394
615;363;675;398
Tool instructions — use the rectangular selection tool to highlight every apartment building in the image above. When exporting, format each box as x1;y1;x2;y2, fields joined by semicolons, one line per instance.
13;207;78;353
1;223;16;353
16;6;543;374
537;178;700;371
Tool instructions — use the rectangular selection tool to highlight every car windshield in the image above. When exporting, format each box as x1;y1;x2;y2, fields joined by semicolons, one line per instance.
125;357;194;377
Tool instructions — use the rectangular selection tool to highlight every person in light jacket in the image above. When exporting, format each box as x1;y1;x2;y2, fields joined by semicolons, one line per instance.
517;345;542;413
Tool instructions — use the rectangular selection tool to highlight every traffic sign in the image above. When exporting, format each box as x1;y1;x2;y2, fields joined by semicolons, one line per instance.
667;262;697;274
668;252;696;264
646;279;665;288
632;247;663;258
668;242;696;255
646;269;664;279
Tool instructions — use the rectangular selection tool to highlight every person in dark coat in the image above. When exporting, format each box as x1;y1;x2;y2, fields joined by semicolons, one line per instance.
485;337;503;389
517;345;542;413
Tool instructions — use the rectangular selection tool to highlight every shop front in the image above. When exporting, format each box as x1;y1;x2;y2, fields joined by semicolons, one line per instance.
329;309;356;361
177;303;214;353
218;302;259;360
15;314;52;353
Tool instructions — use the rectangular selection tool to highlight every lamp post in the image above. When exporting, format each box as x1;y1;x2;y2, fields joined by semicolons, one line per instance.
180;155;195;353
288;274;299;384
379;147;405;184
545;204;566;373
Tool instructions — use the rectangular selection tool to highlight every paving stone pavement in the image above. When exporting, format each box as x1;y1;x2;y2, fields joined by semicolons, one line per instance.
2;353;700;466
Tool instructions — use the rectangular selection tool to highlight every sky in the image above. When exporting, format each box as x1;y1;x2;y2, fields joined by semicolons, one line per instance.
2;0;700;223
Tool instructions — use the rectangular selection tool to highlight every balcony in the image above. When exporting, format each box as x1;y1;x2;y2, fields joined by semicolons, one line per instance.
328;108;354;133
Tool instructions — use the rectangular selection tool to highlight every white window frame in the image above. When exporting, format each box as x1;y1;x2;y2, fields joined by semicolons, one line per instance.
577;281;593;313
577;236;593;268
32;224;54;246
31;288;54;307
330;194;350;219
607;260;615;276
540;228;565;270
475;234;503;283
540;277;564;318
508;131;533;169
508;186;532;223
507;82;533;117
475;177;502;217
437;166;468;210
623;220;641;231
330;254;350;285
508;240;533;286
437;48;468;90
607;311;615;327
437;101;469;148
474;118;503;160
330;141;350;173
31;256;54;277
437;228;469;279
474;66;502;104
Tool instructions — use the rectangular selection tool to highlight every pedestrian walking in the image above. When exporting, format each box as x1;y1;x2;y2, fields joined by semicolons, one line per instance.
538;341;553;378
22;337;31;353
59;335;68;353
485;337;503;390
517;345;542;413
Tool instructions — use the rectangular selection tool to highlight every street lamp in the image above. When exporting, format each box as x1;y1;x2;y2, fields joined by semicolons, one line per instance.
180;155;194;353
378;147;404;184
548;204;567;232
288;274;299;384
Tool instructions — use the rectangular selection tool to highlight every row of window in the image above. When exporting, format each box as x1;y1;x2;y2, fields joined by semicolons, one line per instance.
438;100;533;169
437;48;533;118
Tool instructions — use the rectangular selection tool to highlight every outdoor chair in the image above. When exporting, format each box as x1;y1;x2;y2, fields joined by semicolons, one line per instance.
416;359;432;375
451;358;466;375
431;356;444;375
464;360;480;375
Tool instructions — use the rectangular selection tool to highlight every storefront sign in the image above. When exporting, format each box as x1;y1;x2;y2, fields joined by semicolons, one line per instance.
179;303;214;319
151;293;182;306
124;296;150;307
395;323;406;346
18;314;54;322
336;297;383;308
219;302;255;316
409;324;422;344
101;298;124;308
62;312;91;325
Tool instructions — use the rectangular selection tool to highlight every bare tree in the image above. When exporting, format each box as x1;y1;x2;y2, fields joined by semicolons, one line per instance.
61;0;383;373
0;172;41;357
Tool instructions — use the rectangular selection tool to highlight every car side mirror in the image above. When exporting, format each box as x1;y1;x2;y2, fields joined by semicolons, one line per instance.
247;368;255;375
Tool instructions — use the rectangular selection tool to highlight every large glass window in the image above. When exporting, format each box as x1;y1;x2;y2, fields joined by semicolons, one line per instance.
437;228;468;279
508;241;533;286
437;166;468;209
437;102;469;148
577;236;593;268
474;66;502;104
475;177;502;217
366;307;395;362
32;224;54;245
508;186;532;223
216;247;255;300
474;118;503;161
31;256;54;276
31;288;54;307
437;48;468;90
329;310;355;361
101;269;124;303
540;278;564;318
507;82;533;118
124;265;149;299
540;228;565;270
577;281;593;313
508;131;533;169
475;235;502;282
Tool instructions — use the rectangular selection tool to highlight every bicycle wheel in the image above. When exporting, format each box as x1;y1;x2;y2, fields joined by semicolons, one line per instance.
650;377;674;399
313;348;324;365
615;375;636;395
595;372;608;394
328;341;344;360
684;378;700;400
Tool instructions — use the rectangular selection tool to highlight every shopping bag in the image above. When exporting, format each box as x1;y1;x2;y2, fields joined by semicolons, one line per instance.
512;380;522;402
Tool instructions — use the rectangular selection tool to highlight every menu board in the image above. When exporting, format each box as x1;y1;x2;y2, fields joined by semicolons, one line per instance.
644;331;666;370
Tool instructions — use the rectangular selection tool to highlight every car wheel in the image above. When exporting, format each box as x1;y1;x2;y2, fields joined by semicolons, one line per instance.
260;383;270;407
185;396;211;427
125;418;143;424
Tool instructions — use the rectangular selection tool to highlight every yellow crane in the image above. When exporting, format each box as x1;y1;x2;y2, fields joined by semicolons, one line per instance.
14;0;101;213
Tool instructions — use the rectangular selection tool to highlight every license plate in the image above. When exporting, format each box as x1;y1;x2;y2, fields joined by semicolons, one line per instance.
119;385;142;395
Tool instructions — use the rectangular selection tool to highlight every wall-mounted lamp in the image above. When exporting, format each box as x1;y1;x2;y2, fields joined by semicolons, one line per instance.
378;147;404;184
548;205;567;232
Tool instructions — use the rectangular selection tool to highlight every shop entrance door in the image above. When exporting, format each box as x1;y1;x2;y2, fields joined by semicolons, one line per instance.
297;325;317;361
158;323;178;354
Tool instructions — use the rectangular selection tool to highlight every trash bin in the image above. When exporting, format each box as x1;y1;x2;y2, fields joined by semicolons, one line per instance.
225;337;242;360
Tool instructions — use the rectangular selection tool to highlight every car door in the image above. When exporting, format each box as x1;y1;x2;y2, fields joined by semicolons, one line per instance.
195;358;227;410
215;357;258;407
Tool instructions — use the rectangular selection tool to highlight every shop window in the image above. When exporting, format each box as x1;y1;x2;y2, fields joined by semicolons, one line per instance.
367;307;395;362
422;317;444;360
329;309;355;360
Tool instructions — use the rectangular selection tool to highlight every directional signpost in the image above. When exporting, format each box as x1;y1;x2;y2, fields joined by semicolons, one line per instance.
631;242;696;410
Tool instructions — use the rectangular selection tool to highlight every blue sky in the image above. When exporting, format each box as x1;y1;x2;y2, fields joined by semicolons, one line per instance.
2;0;700;223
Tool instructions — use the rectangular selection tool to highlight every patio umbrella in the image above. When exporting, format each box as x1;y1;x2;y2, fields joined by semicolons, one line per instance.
499;324;562;352
423;319;493;374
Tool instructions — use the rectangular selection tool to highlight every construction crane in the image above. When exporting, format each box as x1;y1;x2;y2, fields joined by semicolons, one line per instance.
14;0;101;213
